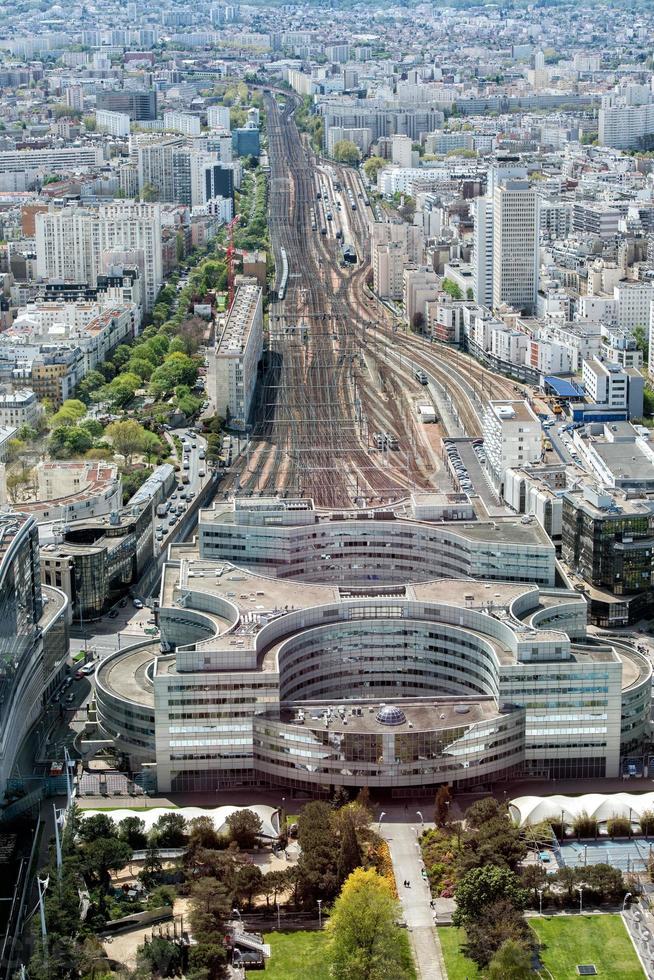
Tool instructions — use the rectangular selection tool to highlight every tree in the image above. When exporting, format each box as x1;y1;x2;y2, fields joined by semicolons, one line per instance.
488;939;536;979
453;866;527;927
118;815;148;849
332;140;361;165
77;812;117;843
82;837;132;892
226;809;263;849
640;810;654;835
149;352;198;396
50;398;87;428
521;864;547;906
434;785;452;826
189;876;230;944
137;936;183;978
188;815;222;852
234;863;264;908
6;468;34;504
463;898;529;967
139;842;163;889
105;419;149;467
150;812;188;848
328;868;412;980
633;324;649;363
337;811;362;885
262;869;288;908
147;885;177;910
441;277;463;300
128;356;155;381
363;156;386;182
296;801;340;906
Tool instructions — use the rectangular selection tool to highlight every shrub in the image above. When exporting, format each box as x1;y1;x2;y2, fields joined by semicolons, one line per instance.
571;811;598;838
607;815;632;837
640;810;654;835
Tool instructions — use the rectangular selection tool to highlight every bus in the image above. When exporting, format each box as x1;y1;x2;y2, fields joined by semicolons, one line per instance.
156;502;170;518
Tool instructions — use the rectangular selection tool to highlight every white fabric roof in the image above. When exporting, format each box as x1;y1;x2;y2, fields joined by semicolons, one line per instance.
81;804;280;839
510;793;654;827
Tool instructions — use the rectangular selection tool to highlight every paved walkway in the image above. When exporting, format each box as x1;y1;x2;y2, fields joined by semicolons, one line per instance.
377;807;446;980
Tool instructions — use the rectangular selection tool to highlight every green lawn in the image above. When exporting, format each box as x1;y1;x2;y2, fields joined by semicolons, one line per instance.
530;915;644;980
264;928;416;979
437;927;480;980
263;931;330;980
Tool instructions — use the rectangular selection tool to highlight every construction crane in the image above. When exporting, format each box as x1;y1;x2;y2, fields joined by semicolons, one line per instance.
226;213;241;310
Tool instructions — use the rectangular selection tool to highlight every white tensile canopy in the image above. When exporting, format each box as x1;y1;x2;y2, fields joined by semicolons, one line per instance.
80;804;281;840
509;793;654;827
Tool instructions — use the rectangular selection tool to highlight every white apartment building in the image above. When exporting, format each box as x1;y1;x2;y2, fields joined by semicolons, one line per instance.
374;241;408;299
163;111;202;137
214;284;263;424
326;126;372;156
403;267;439;325
483;399;541;491
492;180;539;314
36;204;163;313
599;102;654;150
614;282;654;331
392;134;414;168
97;203;163;313
96;109;131;137
0;146;104;175
207;105;231;131
0;389;42;428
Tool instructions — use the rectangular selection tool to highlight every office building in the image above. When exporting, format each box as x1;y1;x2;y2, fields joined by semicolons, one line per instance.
562;485;654;626
483;400;542;492
94;497;650;791
96;89;157;121
214;283;263;425
0;512;70;799
492;180;539;313
232;128;260;159
40;504;153;620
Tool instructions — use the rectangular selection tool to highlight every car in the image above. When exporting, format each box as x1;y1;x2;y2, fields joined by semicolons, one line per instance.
191;442;197;448
156;531;164;540
177;483;183;491
108;609;119;619
80;662;96;676
132;598;144;609
199;468;206;477
171;493;178;501
119;597;128;608
187;491;195;500
169;515;177;526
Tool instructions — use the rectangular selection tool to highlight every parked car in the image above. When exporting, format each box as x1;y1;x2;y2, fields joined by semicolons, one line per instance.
108;609;119;619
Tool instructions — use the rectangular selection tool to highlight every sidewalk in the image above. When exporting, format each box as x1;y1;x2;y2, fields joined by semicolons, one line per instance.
377;807;446;980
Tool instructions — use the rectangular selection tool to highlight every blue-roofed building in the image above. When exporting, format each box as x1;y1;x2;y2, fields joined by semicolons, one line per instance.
543;376;585;400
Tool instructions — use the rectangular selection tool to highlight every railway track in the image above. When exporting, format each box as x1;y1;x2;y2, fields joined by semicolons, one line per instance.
225;94;433;507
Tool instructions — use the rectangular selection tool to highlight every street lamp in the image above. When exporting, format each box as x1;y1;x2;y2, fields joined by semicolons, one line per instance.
623;892;632;912
416;811;424;828
317;899;323;929
276;901;281;930
537;888;544;916
378;811;386;832
232;907;242;925
576;885;585;914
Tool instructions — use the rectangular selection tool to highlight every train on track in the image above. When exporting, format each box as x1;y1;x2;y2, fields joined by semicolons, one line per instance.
277;247;288;300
